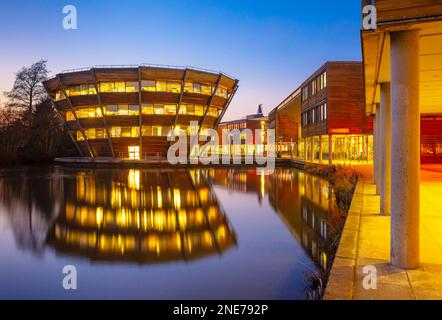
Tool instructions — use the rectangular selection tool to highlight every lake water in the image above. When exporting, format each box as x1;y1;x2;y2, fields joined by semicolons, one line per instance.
0;166;343;299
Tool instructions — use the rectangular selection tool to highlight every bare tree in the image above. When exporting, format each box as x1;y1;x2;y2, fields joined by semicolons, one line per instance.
4;60;49;116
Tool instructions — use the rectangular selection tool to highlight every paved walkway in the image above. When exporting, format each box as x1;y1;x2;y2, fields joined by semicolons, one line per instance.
325;166;442;300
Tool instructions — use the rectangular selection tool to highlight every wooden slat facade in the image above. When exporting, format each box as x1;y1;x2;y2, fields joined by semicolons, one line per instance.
301;62;373;139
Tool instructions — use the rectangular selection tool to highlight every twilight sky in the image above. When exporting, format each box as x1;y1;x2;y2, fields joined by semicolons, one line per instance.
0;0;362;121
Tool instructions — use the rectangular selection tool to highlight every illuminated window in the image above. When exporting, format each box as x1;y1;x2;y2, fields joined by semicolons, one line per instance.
110;127;121;137
68;86;81;96
80;85;89;95
125;82;139;92
141;80;156;91
178;104;187;115
86;128;96;139
128;146;140;160
95;128;107;139
184;82;193;93
115;82;126;93
128;105;140;115
100;82;115;93
186;104;195;115
141;104;154;114
162;126;172;137
167;82;181;93
216;87;228;98
154;104;164;115
195;105;205;116
77;131;84;141
209;107;219;117
142;126;152;136
164;104;176;115
156;81;167;92
89;85;97;95
193;83;201;94
55;91;65;101
121;127;132;137
66;111;75;121
201;84;212;95
152;126;162;136
131;127;140;137
105;105;119;116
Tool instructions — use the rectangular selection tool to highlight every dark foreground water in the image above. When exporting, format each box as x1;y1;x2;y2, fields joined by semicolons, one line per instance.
0;166;343;299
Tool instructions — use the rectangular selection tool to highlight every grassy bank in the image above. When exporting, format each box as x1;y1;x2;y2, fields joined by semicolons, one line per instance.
303;164;360;299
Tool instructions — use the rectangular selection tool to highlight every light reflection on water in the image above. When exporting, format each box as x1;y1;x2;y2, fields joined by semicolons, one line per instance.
0;166;343;299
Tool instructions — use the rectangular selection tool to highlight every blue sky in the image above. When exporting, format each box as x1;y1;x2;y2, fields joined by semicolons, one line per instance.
0;0;362;120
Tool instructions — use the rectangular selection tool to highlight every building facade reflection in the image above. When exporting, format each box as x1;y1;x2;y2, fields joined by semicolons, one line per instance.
212;168;344;272
46;169;237;264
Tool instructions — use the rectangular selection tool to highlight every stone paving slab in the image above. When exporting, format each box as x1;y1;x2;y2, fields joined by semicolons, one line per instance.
325;168;442;300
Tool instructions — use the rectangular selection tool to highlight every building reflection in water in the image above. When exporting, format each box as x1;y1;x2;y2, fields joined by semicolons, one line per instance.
211;168;344;272
46;169;237;264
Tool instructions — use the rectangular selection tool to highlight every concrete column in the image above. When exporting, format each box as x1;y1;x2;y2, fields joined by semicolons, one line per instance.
319;136;323;163
390;30;420;270
373;117;377;183
380;83;391;216
375;104;381;195
328;135;333;165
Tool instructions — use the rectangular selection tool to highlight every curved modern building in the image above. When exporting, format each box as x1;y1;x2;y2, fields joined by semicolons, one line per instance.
43;65;239;159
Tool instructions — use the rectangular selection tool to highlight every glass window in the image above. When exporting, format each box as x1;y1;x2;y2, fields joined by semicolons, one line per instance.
195;105;205;116
115;82;126;93
186;104;195;115
76;108;88;118
142;126;152;136
141;104;153;114
87;128;96;140
216;87;228;98
121;127;132;137
152;126;162;136
167;82;181;93
66;111;75;121
95;128;106;139
178;104;187;115
77;131;84;141
96;107;103;117
154;104;164;115
184;82;193;93
126;82;139;92
156;81;167;92
89;85;97;95
105;105;118;116
68;86;81;96
164;104;176;115
128;146;140;160
162;126;172;137
141;80;156;92
80;85;89;95
116;105;128;116
208;107;219;117
193;83;201;94
100;82;114;93
111;127;121;137
55;91;65;101
201;84;212;95
131;127;140;137
128;105;140;115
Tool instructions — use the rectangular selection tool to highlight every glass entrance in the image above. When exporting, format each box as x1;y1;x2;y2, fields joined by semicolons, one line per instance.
128;146;140;160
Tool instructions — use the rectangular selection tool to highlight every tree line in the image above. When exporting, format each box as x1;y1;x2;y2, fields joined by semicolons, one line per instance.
0;60;77;165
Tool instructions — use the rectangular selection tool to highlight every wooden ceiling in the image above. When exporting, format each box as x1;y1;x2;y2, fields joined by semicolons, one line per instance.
361;0;442;115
